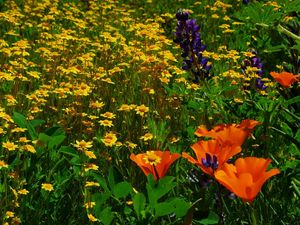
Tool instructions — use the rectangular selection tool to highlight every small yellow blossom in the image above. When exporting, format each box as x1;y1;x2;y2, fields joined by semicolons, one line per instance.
102;132;117;147
73;140;93;150
87;214;98;222
99;119;114;127
84;163;99;172
3;141;18;151
41;183;54;192
84;201;96;209
143;151;161;166
84;150;97;159
135;104;149;117
100;112;116;119
85;181;100;187
140;133;154;141
23;144;36;153
5;211;14;218
18;189;29;195
0;160;8;169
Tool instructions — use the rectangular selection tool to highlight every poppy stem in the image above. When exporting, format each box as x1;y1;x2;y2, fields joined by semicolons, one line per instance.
216;182;225;225
250;204;259;225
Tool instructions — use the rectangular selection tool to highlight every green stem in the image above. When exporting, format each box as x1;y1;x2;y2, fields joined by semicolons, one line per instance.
250;204;259;225
277;24;300;41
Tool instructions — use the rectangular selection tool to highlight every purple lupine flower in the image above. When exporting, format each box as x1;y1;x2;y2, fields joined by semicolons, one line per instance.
243;0;250;4
174;10;211;82
242;50;267;90
202;153;218;171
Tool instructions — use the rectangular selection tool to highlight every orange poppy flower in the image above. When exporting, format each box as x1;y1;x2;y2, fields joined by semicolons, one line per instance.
270;71;300;88
182;140;242;176
130;150;181;181
214;157;280;202
195;119;260;146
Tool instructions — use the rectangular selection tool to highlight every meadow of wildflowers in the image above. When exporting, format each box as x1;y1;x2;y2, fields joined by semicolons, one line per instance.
0;0;299;224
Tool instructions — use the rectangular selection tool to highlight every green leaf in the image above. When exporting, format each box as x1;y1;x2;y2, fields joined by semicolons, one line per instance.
99;207;114;225
284;0;300;13
108;166;123;189
29;119;45;128
170;198;190;218
12;111;27;128
113;181;132;198
93;192;112;209
285;96;300;106
48;134;65;149
133;193;146;220
199;211;219;225
154;202;174;217
280;122;293;137
295;129;300;142
45;126;64;136
38;133;51;144
92;173;110;192
59;146;78;158
147;176;176;207
12;111;38;139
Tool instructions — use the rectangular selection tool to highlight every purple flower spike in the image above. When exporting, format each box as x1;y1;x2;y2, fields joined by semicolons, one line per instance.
174;10;212;82
242;50;267;90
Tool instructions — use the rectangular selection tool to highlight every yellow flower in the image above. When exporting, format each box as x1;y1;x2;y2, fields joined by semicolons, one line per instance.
140;133;154;141
135;104;149;117
99;119;114;127
18;189;29;195
89;100;105;110
41;183;54;192
84;163;99;172
84;201;96;209
102;132;117;147
87;214;98;222
143;151;162;166
3;141;18;151
85;181;100;187
127;141;137;149
84;150;97;159
73;140;93;150
118;104;133;112
0;160;8;169
23;144;36;153
5;211;14;218
100;112;116;119
18;137;30;143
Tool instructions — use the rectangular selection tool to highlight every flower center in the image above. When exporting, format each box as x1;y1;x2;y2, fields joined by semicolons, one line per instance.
143;151;161;166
